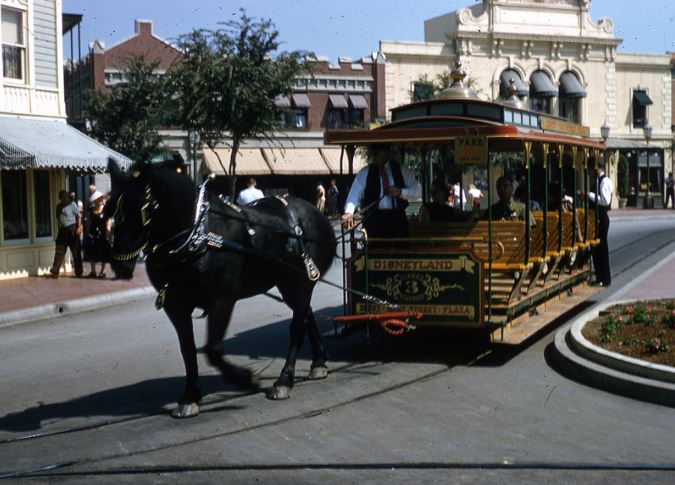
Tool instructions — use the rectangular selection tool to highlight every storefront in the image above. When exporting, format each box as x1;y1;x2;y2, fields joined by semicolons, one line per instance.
0;117;131;280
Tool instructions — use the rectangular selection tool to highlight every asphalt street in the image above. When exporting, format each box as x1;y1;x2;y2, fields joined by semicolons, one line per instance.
1;212;675;484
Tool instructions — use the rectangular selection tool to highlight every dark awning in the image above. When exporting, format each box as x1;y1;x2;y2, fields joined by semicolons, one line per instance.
559;72;587;98
499;69;528;97
530;71;557;98
349;94;369;109
291;93;311;108
328;94;348;109
0;117;133;171
274;94;291;108
633;90;653;106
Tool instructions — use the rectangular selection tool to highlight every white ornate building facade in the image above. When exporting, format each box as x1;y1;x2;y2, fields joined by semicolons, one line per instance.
381;0;672;208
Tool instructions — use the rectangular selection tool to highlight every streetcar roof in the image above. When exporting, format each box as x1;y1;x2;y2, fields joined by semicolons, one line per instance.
324;98;604;151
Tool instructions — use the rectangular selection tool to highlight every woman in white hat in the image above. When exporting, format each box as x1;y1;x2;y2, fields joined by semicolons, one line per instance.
83;191;112;278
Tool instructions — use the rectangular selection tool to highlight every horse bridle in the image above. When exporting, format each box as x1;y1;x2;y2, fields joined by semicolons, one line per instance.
110;184;154;262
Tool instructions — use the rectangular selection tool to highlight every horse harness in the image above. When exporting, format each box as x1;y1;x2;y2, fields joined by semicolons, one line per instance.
116;178;323;309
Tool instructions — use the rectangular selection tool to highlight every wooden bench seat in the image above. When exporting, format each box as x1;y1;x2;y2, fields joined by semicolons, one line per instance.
409;220;532;271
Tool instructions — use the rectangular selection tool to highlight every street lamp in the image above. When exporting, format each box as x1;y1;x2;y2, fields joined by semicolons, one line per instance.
643;123;653;209
188;130;200;187
600;121;610;178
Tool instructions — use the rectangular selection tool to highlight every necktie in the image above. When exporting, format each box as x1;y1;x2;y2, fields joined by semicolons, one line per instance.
379;164;394;209
379;164;390;193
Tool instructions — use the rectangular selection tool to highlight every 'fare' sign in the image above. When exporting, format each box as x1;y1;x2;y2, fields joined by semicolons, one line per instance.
455;135;487;165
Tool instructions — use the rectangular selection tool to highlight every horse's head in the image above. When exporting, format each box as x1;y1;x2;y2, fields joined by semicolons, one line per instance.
106;158;151;280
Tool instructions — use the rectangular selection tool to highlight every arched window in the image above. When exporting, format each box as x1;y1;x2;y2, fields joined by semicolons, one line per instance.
558;72;586;123
499;69;528;99
529;71;556;113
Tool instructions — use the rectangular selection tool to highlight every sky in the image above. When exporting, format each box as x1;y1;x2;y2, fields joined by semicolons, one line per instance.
62;0;674;61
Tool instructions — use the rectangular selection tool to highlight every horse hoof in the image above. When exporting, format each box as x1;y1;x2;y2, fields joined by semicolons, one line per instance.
268;385;291;400
171;402;200;418
309;366;328;380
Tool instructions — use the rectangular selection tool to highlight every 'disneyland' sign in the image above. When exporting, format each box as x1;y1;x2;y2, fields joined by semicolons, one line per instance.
454;135;487;166
349;252;483;326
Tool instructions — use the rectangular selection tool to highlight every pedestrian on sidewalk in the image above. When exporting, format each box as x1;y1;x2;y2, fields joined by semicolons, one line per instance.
315;180;326;213
665;172;674;209
326;178;339;217
48;190;83;278
236;178;264;206
83;190;111;278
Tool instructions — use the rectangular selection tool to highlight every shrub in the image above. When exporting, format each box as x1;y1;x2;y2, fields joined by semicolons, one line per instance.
645;337;668;354
600;315;624;343
631;304;655;326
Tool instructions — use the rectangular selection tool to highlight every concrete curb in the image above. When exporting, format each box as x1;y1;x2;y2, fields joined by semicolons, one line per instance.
569;300;675;384
0;286;156;329
551;301;675;407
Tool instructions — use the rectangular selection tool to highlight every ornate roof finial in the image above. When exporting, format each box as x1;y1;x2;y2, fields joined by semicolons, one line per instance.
436;61;479;100
501;78;525;109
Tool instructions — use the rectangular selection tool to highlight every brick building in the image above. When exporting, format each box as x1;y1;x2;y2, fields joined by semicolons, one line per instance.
64;19;182;129
64;17;386;204
199;53;387;201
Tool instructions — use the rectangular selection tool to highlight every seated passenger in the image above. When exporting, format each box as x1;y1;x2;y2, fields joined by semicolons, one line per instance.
514;184;542;211
484;175;536;226
547;182;574;212
418;179;466;223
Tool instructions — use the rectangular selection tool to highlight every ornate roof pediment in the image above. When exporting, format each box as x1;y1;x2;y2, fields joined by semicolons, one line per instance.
425;0;615;43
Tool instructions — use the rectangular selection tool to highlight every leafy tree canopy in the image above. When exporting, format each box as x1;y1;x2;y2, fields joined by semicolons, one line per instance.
168;10;313;197
83;56;171;163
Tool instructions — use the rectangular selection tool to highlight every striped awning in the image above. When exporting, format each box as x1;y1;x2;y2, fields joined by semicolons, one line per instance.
320;147;367;174
263;148;331;175
349;94;369;109
0;117;133;171
530;71;557;98
329;94;348;109
499;69;528;97
202;148;270;176
559;72;587;98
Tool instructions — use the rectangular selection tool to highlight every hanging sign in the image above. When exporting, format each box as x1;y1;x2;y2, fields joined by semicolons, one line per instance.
455;135;488;165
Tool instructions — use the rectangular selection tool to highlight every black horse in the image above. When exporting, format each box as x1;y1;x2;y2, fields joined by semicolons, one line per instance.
105;158;336;417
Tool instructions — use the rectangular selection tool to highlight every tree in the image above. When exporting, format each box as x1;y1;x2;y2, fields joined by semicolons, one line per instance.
413;68;484;101
412;75;436;101
84;56;171;163
169;10;313;198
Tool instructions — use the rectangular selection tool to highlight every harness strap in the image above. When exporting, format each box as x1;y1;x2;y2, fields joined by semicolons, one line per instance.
280;196;320;281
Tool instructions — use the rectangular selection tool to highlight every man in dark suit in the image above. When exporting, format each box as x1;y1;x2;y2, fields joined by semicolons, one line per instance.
341;145;420;239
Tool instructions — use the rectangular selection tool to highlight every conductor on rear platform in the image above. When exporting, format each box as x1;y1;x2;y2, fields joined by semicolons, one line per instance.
341;145;420;239
587;160;613;287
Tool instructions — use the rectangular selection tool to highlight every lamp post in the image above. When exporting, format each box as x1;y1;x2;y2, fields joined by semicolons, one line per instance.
643;123;653;209
600;121;610;178
188;130;200;187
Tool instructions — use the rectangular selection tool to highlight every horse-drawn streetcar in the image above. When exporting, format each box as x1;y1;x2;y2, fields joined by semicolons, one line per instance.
326;70;605;344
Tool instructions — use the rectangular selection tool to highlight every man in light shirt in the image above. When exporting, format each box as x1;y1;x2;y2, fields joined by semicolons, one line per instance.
587;160;614;287
341;145;420;239
236;178;264;206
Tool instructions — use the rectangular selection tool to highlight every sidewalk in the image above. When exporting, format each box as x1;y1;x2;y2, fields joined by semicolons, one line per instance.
1;208;674;328
0;263;154;328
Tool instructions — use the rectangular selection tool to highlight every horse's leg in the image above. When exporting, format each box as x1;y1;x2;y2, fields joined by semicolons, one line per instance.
204;298;259;390
164;300;201;418
269;285;313;400
305;308;329;380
